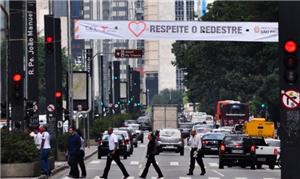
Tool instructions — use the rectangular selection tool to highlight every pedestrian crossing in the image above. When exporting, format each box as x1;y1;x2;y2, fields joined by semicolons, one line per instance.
88;176;277;179
88;160;279;169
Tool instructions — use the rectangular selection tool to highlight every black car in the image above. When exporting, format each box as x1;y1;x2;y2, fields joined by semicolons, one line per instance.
219;134;256;169
201;133;225;155
97;134;128;159
118;127;138;148
178;122;193;138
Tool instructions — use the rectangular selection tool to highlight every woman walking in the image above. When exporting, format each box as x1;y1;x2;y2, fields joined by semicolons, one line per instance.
140;132;163;179
76;129;87;178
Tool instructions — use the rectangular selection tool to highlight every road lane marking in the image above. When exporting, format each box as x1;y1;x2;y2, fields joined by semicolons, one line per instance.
208;177;221;179
130;161;139;165
264;178;275;179
127;177;135;179
170;162;179;166
90;160;101;164
112;161;116;164
62;177;72;179
139;144;146;148
179;177;191;179
236;178;247;179
209;162;219;167
212;170;225;177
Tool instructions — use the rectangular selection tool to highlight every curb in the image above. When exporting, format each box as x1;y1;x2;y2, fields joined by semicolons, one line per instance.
38;148;97;179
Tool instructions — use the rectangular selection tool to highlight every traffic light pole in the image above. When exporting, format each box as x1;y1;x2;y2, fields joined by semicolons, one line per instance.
279;2;300;179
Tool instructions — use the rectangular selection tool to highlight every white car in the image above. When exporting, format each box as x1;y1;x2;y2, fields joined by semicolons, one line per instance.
265;138;281;167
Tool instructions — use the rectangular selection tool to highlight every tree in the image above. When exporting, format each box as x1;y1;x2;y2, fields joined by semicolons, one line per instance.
151;89;183;105
172;1;279;120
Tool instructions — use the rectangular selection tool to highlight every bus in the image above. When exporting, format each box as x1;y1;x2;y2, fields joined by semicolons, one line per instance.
215;100;249;127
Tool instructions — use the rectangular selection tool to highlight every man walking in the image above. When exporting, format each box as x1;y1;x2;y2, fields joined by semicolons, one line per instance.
187;129;206;176
100;128;130;179
67;127;81;178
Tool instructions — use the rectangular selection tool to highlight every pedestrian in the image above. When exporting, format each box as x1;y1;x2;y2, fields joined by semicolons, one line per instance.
140;132;163;179
76;129;87;178
67;126;81;178
100;127;130;179
187;129;206;176
40;125;51;176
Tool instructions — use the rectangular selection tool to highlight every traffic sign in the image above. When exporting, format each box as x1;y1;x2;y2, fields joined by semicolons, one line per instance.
47;104;55;112
281;89;300;110
115;49;143;58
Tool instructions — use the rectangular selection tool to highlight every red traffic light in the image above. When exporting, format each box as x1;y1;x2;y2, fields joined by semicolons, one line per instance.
12;73;22;82
284;40;297;53
46;36;53;43
55;91;62;98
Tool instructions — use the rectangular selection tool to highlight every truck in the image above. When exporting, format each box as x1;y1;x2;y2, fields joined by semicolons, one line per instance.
152;104;178;131
243;118;275;138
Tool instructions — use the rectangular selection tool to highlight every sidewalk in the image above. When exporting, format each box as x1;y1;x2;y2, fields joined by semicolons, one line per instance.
39;145;97;179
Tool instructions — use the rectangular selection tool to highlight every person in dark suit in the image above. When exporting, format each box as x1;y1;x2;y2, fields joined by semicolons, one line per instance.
140;132;163;179
67;126;81;178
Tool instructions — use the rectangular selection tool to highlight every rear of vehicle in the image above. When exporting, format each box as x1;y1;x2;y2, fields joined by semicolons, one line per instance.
265;138;281;168
178;123;193;138
219;135;256;169
119;127;138;148
194;126;210;137
157;128;184;156
220;103;249;127
201;133;225;155
114;130;133;156
128;124;144;144
251;137;277;169
244;118;275;138
98;134;128;159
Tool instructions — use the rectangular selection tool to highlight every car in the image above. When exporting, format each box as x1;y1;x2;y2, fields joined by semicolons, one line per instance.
113;130;134;156
265;138;281;168
123;120;138;127
157;128;184;156
251;137;278;169
97;133;128;159
193;126;210;137
201;132;225;155
119;127;138;148
219;134;256;169
137;116;152;131
128;124;144;143
178;122;193;138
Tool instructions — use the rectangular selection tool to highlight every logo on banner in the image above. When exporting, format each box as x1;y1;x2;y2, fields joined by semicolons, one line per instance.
128;21;147;37
281;89;300;110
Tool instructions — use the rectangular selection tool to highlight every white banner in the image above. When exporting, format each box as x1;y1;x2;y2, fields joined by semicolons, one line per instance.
74;20;278;42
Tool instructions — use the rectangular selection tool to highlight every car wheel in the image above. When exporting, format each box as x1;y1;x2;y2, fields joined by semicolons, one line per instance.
251;162;256;170
269;164;275;169
256;164;262;169
219;159;224;169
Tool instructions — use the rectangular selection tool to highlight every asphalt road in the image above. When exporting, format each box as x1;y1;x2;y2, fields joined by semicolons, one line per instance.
52;134;280;179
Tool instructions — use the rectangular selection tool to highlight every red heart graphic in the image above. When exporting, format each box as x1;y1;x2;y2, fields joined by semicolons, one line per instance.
128;21;147;37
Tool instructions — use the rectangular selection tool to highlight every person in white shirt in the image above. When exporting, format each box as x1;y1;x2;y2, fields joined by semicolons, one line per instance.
187;129;206;176
40;125;51;176
100;128;130;179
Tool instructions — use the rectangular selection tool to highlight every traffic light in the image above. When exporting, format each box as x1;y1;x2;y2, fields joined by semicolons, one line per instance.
260;103;266;109
283;40;298;84
12;72;23;99
45;35;54;54
55;90;63;108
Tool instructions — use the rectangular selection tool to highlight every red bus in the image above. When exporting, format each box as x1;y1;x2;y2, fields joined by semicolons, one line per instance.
215;100;249;127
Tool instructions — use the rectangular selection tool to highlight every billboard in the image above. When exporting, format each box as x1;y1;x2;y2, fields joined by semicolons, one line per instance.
73;71;89;111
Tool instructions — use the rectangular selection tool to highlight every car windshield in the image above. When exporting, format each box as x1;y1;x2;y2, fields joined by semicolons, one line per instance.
160;130;181;138
224;135;244;145
266;140;280;147
196;127;210;134
250;138;267;146
202;133;225;140
180;124;193;128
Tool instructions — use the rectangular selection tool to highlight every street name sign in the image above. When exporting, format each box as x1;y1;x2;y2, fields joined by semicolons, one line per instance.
115;49;143;58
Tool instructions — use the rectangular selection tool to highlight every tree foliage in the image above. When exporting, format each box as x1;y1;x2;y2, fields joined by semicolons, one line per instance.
172;1;279;120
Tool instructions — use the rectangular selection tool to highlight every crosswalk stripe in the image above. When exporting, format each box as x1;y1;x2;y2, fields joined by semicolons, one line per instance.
139;144;146;148
127;177;135;179
236;178;247;179
179;177;191;179
170;162;179;166
62;177;71;179
130;161;139;165
90;160;101;164
112;161;116;164
208;177;221;179
151;177;156;179
264;178;275;179
209;162;218;167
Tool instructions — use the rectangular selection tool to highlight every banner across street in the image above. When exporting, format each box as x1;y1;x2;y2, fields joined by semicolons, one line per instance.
74;20;278;42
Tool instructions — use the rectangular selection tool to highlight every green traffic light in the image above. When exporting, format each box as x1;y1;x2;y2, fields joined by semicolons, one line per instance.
261;103;266;108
